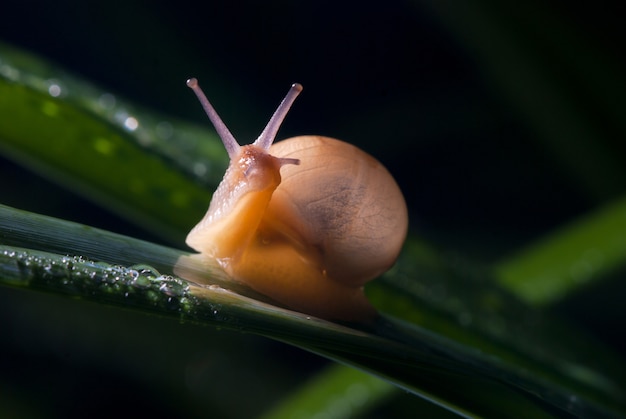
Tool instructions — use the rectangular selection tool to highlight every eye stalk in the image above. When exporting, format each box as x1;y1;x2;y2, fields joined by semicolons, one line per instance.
187;78;240;159
186;78;303;161
254;83;303;150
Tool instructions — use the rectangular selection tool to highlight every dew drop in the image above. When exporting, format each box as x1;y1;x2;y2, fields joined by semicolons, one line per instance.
0;64;20;80
192;162;207;177
98;93;116;110
157;275;187;297
48;83;62;97
156;121;173;139
124;116;139;131
130;264;161;278
131;275;152;289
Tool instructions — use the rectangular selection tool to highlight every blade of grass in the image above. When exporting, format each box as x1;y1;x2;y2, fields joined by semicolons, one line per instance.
494;195;626;305
0;245;564;418
0;41;227;243
1;204;624;417
259;364;396;419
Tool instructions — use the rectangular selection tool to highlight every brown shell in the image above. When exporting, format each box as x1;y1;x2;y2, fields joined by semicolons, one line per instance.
267;135;408;286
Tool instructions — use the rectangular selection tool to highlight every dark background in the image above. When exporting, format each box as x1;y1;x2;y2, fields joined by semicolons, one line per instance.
2;1;625;253
1;1;625;417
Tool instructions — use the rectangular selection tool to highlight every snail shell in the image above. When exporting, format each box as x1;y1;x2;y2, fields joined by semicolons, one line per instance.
184;79;408;321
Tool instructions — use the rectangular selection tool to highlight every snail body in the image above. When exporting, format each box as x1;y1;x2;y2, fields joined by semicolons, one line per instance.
185;79;407;321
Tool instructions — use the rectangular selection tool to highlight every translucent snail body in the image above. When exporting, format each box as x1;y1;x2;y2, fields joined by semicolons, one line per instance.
184;79;408;321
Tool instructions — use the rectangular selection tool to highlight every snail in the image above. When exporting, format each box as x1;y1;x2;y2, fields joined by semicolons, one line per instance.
183;78;408;321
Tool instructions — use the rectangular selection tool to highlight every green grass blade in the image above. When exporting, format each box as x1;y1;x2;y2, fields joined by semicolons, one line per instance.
1;204;624;418
258;364;395;419
494;196;626;305
0;41;226;243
